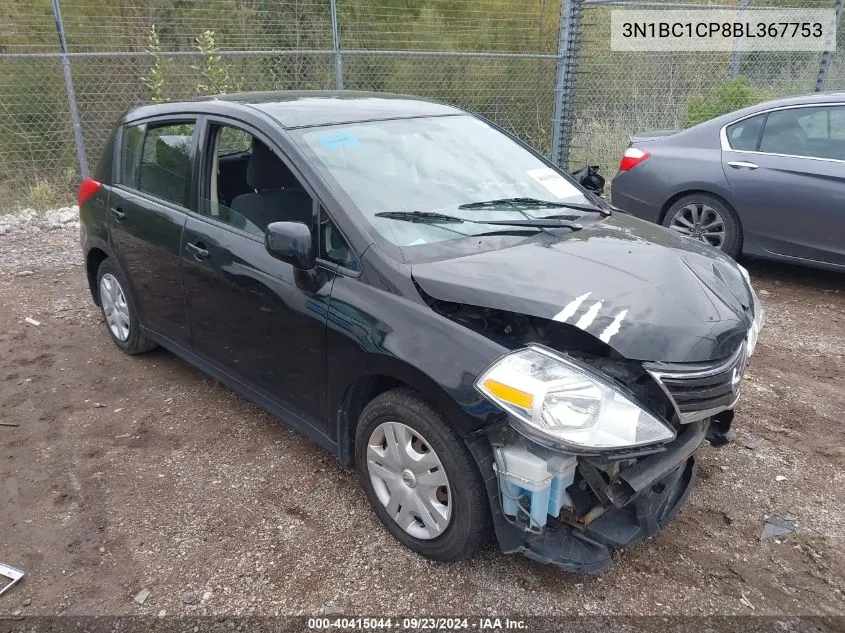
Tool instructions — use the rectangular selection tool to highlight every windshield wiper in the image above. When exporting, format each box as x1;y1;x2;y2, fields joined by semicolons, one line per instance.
458;197;606;214
374;210;582;231
374;211;464;224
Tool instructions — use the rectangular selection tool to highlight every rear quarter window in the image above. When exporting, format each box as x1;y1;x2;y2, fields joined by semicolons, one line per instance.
726;115;764;151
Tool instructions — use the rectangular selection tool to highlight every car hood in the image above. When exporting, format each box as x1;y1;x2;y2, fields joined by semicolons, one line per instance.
411;213;755;363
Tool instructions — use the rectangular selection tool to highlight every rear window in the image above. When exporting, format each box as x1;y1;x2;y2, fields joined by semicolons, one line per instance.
120;120;196;207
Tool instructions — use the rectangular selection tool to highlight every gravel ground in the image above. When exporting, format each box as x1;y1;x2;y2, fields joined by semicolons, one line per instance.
1;210;843;618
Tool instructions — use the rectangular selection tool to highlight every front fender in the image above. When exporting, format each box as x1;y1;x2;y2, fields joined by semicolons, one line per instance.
326;274;509;453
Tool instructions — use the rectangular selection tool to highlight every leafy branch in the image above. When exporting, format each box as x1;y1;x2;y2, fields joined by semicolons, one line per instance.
191;30;241;95
143;25;168;103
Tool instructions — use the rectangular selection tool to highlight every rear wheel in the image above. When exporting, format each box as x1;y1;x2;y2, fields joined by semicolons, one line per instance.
96;259;156;355
663;194;742;258
355;388;490;561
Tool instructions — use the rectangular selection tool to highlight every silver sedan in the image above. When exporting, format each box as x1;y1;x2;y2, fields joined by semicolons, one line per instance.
611;92;845;271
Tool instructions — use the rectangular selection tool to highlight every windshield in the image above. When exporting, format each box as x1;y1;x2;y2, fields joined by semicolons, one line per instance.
293;115;593;248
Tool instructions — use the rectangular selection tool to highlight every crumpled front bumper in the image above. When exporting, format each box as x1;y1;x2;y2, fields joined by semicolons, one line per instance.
466;420;711;573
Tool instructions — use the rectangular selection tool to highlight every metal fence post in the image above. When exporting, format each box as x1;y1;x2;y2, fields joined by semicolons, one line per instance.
730;0;751;79
815;0;842;92
51;0;89;179
330;0;344;90
551;0;581;169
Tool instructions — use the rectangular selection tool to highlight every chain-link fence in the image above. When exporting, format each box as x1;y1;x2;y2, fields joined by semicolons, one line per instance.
567;0;845;175
0;0;841;213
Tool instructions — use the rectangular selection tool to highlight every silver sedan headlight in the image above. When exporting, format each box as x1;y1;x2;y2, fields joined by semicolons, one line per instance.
476;346;676;453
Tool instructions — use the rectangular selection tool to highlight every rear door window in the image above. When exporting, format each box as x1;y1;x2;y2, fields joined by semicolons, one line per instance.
797;106;845;160
132;121;196;206
830;108;845;141
759;107;845;160
796;108;829;139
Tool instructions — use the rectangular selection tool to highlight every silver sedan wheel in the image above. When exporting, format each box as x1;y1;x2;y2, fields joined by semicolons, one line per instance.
668;203;726;249
366;421;452;540
99;273;131;342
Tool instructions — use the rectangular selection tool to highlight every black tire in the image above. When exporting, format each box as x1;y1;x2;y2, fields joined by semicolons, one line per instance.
662;193;742;259
95;258;157;355
355;388;491;561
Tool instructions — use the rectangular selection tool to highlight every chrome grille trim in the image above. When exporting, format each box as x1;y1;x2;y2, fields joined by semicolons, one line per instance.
644;342;749;424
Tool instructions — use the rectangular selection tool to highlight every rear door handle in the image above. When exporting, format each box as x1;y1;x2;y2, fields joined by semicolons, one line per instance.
110;207;126;221
185;242;210;260
727;161;759;170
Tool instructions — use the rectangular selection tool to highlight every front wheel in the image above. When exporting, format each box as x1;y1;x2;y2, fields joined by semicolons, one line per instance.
662;194;742;258
355;388;491;561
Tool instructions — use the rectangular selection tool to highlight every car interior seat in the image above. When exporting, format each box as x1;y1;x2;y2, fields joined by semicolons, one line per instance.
229;139;313;232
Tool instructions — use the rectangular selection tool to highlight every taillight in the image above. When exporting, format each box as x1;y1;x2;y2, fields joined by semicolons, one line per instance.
77;178;102;206
619;147;651;171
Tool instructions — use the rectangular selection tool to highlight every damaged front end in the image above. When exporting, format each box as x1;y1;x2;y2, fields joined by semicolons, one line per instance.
466;413;731;573
464;341;753;573
412;250;764;572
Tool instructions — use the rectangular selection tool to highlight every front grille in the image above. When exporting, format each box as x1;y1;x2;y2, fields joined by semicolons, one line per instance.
644;343;748;423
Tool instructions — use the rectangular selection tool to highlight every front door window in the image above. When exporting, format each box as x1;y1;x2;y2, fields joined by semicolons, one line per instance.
201;123;314;237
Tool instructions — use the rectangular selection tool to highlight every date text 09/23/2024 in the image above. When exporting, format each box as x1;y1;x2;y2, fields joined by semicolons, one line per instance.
307;617;528;630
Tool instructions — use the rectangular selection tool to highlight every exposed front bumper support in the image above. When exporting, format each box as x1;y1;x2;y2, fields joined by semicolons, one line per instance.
466;419;710;574
606;420;707;508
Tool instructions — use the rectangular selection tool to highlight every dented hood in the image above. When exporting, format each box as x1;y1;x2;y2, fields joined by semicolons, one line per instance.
411;213;754;363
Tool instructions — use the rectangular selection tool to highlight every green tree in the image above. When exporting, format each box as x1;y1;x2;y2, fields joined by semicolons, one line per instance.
683;77;772;128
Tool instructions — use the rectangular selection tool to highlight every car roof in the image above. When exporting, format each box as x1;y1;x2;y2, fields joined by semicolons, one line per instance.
740;91;845;113
702;91;845;128
124;90;466;129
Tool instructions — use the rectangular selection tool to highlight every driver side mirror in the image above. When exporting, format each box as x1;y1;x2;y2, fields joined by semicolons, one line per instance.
265;221;315;270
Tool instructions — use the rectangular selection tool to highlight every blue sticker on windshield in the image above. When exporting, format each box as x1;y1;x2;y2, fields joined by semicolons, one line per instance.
316;131;359;150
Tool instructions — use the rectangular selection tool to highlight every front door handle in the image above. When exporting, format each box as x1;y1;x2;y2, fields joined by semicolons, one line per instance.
185;242;210;260
110;207;126;221
727;160;759;170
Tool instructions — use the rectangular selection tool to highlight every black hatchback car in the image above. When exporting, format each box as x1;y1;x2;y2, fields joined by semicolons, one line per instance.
79;91;764;572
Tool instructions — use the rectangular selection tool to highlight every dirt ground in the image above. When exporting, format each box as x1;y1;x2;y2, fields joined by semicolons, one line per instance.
1;220;843;618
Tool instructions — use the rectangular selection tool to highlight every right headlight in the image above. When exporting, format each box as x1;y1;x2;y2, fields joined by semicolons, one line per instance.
476;346;676;453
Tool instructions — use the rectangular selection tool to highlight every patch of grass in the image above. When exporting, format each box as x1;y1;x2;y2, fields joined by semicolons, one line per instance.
25;180;58;210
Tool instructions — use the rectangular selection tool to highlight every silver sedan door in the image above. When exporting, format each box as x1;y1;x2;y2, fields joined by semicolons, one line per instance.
721;104;845;267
